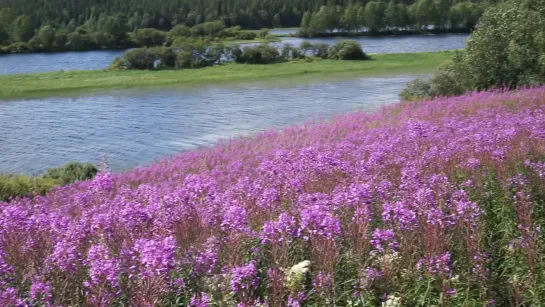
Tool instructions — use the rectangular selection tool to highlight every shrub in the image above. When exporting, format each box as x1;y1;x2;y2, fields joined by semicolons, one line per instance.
234;31;257;40
42;162;98;185
281;43;304;60
221;26;243;38
399;77;433;101
65;32;91;51
0;162;97;202
327;40;367;60
428;61;466;97
3;42;34;53
150;46;177;68
258;28;270;38
169;25;191;38
299;41;314;55
313;43;330;59
134;28;166;47
123;47;156;69
0;175;56;202
109;56;129;70
234;44;281;64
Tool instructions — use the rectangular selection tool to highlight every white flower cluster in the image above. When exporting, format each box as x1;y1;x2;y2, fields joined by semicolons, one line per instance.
286;260;311;292
382;295;402;307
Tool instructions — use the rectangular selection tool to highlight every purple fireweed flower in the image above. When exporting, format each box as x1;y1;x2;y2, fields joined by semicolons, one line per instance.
260;213;299;245
382;201;416;229
30;277;53;303
89;172;114;193
365;267;385;282
84;244;120;289
370;229;398;254
525;159;545;178
192;237;219;276
417;252;452;276
221;205;249;234
47;239;82;273
133;236;176;278
299;204;341;241
451;190;482;225
287;292;307;307
465;158;481;170
313;272;333;294
230;261;260;294
0;287;25;306
190;292;211;307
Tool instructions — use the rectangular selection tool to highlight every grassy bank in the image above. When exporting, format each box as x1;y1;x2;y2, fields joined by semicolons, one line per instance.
0;51;453;99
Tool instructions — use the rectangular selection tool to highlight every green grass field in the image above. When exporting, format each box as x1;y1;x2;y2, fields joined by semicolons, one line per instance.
0;51;454;99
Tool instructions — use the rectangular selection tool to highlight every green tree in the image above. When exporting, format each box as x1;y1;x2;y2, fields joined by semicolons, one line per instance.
385;0;401;29
0;8;16;40
0;24;8;43
134;28;166;46
456;0;545;89
13;15;33;42
37;25;56;50
432;0;451;29
412;0;435;30
169;24;191;37
341;3;359;32
364;2;386;33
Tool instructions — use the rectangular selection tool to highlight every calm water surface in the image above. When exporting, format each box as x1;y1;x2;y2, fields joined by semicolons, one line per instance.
0;75;417;174
0;34;467;75
0;50;125;75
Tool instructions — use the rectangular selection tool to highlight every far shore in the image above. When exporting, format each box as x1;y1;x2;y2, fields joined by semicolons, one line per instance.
0;51;454;100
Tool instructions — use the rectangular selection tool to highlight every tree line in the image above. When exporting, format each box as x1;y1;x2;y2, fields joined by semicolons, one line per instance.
0;0;493;53
298;0;487;36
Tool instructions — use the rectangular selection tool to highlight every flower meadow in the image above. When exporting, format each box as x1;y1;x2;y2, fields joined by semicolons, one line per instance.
3;87;545;306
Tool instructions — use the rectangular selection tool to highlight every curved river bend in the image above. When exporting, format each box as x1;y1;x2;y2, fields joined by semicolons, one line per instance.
0;76;417;175
0;34;468;75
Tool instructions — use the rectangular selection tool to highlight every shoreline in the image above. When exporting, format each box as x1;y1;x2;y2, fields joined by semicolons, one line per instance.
0;51;454;100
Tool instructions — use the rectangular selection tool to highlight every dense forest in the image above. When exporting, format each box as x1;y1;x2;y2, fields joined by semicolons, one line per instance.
0;0;495;53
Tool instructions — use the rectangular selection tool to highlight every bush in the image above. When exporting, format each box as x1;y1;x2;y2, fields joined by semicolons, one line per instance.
313;43;330;59
3;42;34;53
109;56;129;70
428;61;466;97
65;32;92;51
281;43;304;60
327;40;367;60
234;44;281;64
134;28;166;47
0;175;56;202
399;77;433;101
234;31;257;40
169;25;191;38
123;47;156;69
0;162;97;202
150;46;177;68
42;162;98;185
258;28;270;38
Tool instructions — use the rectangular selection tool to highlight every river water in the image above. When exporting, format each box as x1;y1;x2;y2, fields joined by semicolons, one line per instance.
0;75;417;174
0;34;468;75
